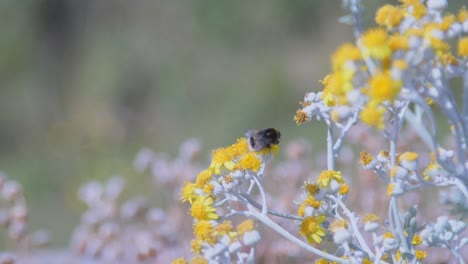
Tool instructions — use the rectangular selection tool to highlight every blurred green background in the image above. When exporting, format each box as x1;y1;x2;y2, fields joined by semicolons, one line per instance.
0;0;463;247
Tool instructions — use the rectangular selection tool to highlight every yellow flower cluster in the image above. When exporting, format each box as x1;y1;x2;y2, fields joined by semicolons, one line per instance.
178;137;279;260
295;1;468;131
297;170;349;245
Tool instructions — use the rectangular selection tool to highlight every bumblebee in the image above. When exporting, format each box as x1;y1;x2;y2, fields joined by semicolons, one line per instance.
245;128;281;151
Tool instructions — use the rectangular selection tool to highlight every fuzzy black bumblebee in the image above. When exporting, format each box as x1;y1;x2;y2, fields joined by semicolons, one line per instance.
245;128;281;151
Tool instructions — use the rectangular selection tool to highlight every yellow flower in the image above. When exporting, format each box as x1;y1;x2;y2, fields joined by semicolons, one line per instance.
203;183;214;195
297;204;306;217
237;219;255;235
338;184;349;195
393;59;408;70
409;3;427;20
193;220;215;242
190;256;208;264
415;250;427;261
458;37;468;57
321;73;352;106
258;144;279;156
387;183;394;196
361;28;391;60
360;104;386;130
195;169;212;187
359;151;374;167
294;110;309;125
316;259;337;264
229;138;249;157
317;170;343;188
363;213;380;223
440;14;456;31
412;234;423;246
304;182;320;196
329;219;348;232
299;215;327;244
440;52;458;66
383;232;394;239
368;71;401;103
191;196;219;221
214;220;235;237
180;182;197;204
304;195;322;209
389;34;409;51
322;89;337;106
235;152;261;172
458;7;468;22
172;257;187;264
331;43;361;71
375;5;404;29
209;147;236;174
190;239;202;254
400;152;418;161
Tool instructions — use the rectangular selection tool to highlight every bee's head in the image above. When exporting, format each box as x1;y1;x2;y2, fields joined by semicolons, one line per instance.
264;128;281;144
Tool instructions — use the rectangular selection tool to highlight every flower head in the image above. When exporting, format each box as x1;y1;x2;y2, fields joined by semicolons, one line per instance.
299;215;327;244
458;37;468;56
361;28;391;59
317;170;343;188
360;104;386;130
190;196;219;221
375;5;404;29
235;152;261;172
